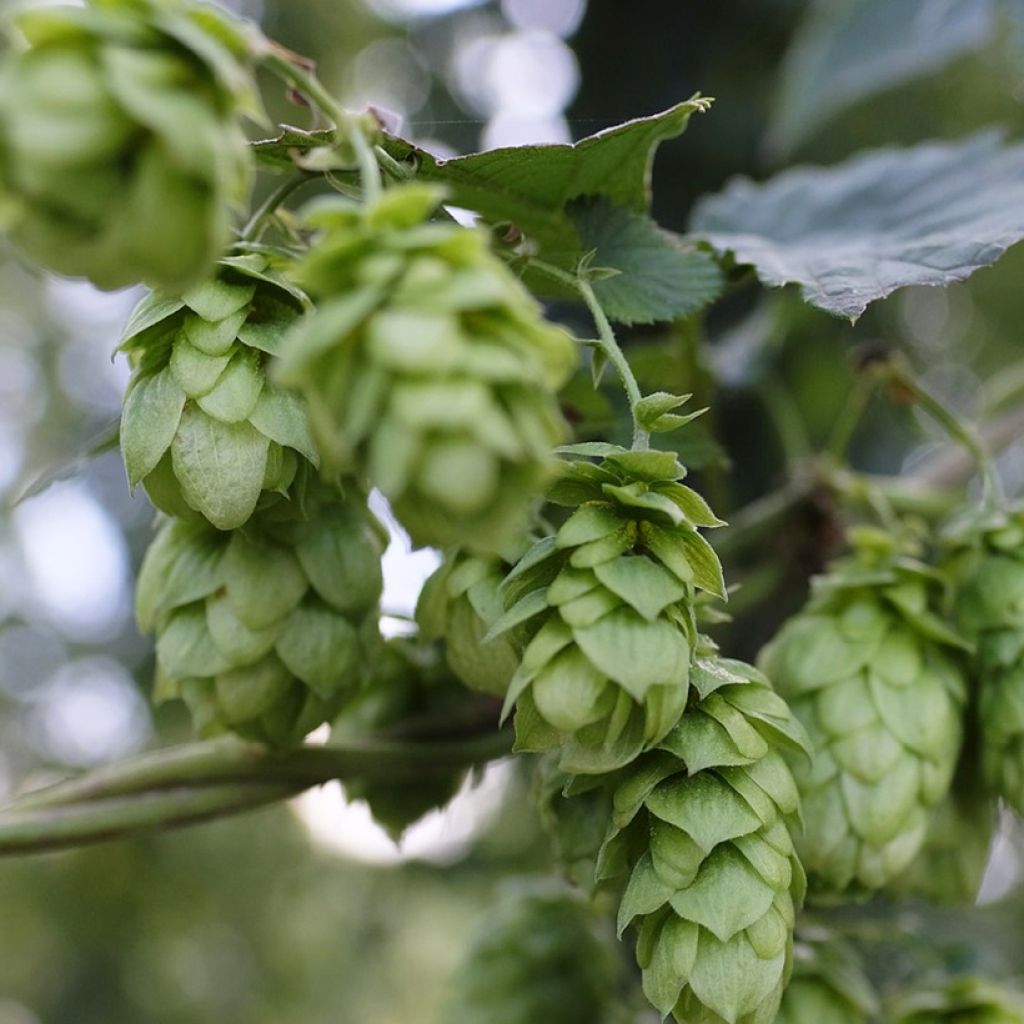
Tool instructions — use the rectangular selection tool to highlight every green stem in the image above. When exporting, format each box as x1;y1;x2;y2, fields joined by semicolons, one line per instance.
240;172;312;241
826;377;873;459
529;259;649;450
262;50;382;205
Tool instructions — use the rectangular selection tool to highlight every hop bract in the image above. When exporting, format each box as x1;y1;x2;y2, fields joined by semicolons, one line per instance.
490;447;726;774
275;184;576;554
136;490;386;744
777;934;879;1024
598;642;810;1024
759;534;969;898
120;256;319;531
0;0;254;291
442;882;621;1024
891;977;1024;1024
952;512;1024;814
416;550;520;696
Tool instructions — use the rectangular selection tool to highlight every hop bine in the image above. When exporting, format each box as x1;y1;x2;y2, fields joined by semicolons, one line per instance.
487;446;727;775
759;529;969;898
776;933;879;1024
0;0;255;291
890;977;1024;1024
275;183;577;555
120;255;319;531
136;484;386;744
950;509;1024;815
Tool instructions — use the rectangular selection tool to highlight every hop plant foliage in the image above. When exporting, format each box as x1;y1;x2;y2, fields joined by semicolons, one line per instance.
588;640;810;1024
891;978;1024;1024
120;255;319;531
441;882;622;1024
0;0;255;291
759;532;969;898
275;183;577;554
489;446;727;774
776;934;879;1024
136;488;386;744
952;511;1024;814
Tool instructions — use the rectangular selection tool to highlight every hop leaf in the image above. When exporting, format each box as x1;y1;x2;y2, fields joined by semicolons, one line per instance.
137;485;386;744
0;0;255;290
120;255;318;530
275;184;577;555
759;545;969;898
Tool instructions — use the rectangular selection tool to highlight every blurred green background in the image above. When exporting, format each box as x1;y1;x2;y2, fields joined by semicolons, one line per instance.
2;0;1024;1020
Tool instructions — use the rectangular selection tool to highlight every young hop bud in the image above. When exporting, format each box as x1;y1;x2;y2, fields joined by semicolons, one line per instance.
0;0;255;290
890;978;1024;1024
416;549;521;697
777;934;879;1024
591;641;810;1024
952;511;1024;814
275;184;577;555
488;447;727;775
759;531;969;898
136;489;386;744
120;256;319;531
442;882;621;1024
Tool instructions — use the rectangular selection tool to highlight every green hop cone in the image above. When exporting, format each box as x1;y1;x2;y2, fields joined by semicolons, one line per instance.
593;641;811;1024
891;978;1024;1024
952;511;1024;814
416;549;521;696
776;933;879;1024
0;0;255;290
489;446;727;775
136;489;386;744
120;256;319;531
441;881;621;1024
759;530;969;898
275;183;577;554
331;638;477;837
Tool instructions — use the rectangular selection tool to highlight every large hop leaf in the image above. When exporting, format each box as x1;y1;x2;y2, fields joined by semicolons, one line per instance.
759;538;969;898
441;881;622;1024
488;447;726;775
0;0;256;291
136;487;386;744
416;549;521;697
890;977;1024;1024
950;511;1024;815
120;255;319;531
561;640;810;1024
275;183;577;555
777;934;879;1024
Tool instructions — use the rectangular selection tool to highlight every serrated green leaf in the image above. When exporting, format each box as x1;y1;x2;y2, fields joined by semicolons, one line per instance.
646;774;763;854
653;483;725;528
120;291;185;344
618;852;674;935
571;199;723;325
247;388;319;466
276;604;360;699
592;555;688;621
483;587;549;642
251;124;338;169
679;529;727;599
121;368;186;488
661;712;753;774
556;503;625;548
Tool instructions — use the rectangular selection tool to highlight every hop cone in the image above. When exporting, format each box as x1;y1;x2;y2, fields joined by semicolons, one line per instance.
276;184;576;554
441;881;621;1024
120;256;319;531
777;934;879;1024
416;550;520;696
595;642;810;1024
0;0;254;290
953;513;1024;814
759;533;969;897
490;447;727;774
136;490;386;744
891;978;1024;1024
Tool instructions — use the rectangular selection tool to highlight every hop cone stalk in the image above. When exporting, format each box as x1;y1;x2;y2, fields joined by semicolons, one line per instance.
275;183;577;554
891;978;1024;1024
759;531;969;898
136;488;386;744
592;641;811;1024
416;549;521;697
490;447;727;774
776;933;879;1024
442;881;622;1024
952;512;1024;814
0;0;254;291
120;256;319;531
